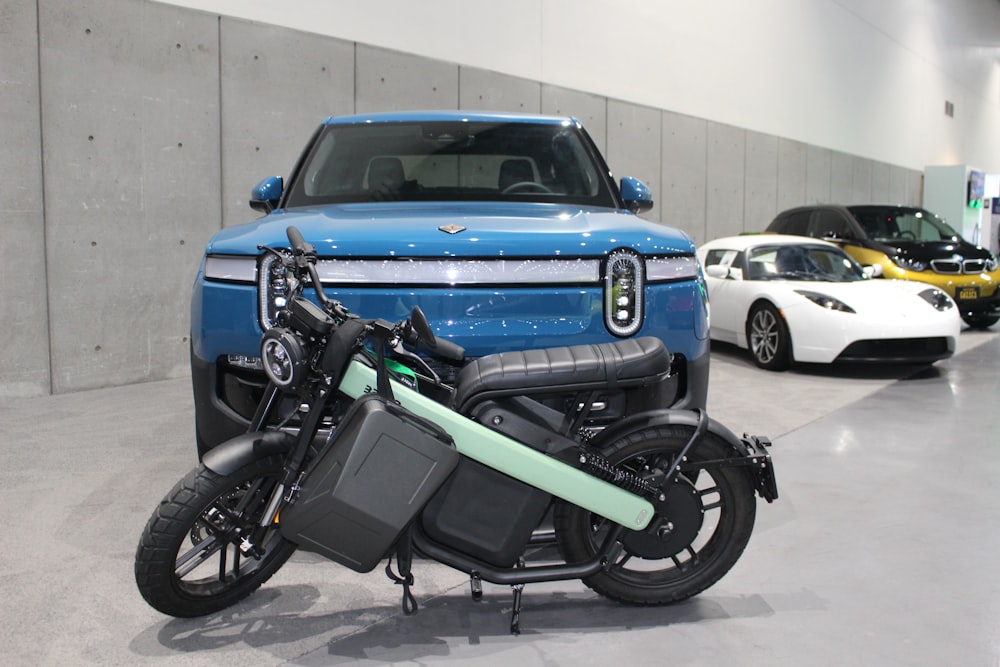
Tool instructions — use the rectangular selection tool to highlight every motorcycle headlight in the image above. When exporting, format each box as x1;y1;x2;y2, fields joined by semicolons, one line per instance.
261;327;308;389
891;255;927;272
794;290;856;313
918;288;954;311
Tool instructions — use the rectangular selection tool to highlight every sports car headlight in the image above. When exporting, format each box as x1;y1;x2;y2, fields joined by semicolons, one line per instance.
918;287;954;311
261;327;308;389
604;250;645;337
794;290;856;313
891;255;927;272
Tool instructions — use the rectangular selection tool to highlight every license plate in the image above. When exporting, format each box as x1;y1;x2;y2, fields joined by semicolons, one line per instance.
958;286;979;301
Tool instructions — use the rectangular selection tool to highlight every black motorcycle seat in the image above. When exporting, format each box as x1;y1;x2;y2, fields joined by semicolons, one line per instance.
451;337;670;412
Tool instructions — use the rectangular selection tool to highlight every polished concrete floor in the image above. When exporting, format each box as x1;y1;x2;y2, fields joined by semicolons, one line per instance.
1;328;998;666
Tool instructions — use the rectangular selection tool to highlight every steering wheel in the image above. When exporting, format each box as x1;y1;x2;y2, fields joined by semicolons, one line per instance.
501;181;553;195
897;230;916;240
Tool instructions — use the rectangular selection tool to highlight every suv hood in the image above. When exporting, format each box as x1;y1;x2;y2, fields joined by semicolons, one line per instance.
207;202;695;257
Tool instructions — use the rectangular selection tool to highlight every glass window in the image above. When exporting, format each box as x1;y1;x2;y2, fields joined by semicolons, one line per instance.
286;121;615;208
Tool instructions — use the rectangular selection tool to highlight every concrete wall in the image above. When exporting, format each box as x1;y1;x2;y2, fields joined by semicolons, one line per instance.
1;0;923;397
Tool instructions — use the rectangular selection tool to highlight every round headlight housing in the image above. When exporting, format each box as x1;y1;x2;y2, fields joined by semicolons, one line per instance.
261;327;308;389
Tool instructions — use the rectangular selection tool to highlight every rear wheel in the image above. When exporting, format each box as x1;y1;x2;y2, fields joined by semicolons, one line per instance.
555;425;757;604
135;457;296;617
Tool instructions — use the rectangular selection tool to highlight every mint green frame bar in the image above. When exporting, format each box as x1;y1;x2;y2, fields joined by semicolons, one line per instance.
339;360;654;530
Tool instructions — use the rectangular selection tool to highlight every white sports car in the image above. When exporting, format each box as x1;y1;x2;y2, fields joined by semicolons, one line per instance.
698;234;962;370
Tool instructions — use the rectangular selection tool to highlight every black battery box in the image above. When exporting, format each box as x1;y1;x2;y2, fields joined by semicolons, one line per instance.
279;393;459;572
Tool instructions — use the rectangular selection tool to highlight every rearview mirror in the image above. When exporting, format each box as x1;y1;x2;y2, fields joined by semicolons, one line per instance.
863;264;883;278
705;265;731;279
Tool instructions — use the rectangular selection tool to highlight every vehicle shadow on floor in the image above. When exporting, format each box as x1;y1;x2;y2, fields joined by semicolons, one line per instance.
133;581;807;662
709;340;943;381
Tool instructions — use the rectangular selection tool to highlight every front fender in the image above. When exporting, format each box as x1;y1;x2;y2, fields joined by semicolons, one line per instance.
590;408;747;456
201;430;296;476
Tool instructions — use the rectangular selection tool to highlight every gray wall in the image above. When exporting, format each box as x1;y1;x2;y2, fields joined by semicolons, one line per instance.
1;0;923;398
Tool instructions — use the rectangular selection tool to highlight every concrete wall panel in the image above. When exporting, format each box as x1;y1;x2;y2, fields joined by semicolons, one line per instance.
776;138;808;217
355;44;458;113
661;112;707;243
852;157;874;203
459;67;540;113
871;162;890;203
744;131;779;231
607;100;662;222
0;0;49;396
219;18;354;228
38;0;219;392
705;122;746;241
806;145;833;203
541;84;607;155
830;152;855;203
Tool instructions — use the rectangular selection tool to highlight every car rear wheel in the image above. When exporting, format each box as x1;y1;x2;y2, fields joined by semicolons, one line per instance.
746;302;791;371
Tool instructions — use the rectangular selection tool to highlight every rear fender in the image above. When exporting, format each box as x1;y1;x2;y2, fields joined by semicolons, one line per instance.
201;430;296;476
589;408;747;455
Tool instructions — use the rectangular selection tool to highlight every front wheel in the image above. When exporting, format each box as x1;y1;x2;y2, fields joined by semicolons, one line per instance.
747;302;791;370
135;457;297;617
961;313;999;328
555;425;757;604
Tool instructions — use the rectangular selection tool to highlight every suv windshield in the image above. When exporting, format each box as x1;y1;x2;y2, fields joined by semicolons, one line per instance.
847;206;962;243
747;245;865;282
285;121;616;208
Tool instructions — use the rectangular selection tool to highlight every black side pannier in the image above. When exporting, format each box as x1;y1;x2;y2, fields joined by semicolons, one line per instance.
279;393;459;572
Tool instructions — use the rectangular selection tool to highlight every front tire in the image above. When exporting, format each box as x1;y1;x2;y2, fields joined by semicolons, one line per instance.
961;313;999;328
135;457;296;617
555;425;757;604
747;302;791;370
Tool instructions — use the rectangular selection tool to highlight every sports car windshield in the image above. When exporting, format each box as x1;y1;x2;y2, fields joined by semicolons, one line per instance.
284;120;617;208
747;245;865;282
847;205;962;243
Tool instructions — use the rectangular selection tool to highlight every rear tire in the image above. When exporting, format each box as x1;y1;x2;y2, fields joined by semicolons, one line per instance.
555;425;756;604
135;457;296;617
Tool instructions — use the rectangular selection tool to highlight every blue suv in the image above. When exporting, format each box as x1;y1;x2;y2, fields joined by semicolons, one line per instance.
191;111;710;456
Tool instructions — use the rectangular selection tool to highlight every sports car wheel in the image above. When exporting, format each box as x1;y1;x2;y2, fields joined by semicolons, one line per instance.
747;302;791;370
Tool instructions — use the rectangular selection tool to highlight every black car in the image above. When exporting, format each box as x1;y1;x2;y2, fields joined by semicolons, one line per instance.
766;204;1000;327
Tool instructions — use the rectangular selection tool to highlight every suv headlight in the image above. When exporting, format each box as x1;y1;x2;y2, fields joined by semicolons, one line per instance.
794;290;856;313
918;288;954;311
604;250;645;337
260;252;297;330
891;255;927;272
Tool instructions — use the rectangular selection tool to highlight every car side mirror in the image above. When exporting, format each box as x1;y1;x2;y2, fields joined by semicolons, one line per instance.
620;177;654;214
863;264;883;278
705;265;731;279
250;176;284;214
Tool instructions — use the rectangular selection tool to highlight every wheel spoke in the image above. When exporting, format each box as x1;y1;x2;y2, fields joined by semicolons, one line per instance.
218;543;228;582
175;534;223;578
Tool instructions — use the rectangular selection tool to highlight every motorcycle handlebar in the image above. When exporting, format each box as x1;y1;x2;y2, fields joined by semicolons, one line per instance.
425;336;465;362
286;226;315;257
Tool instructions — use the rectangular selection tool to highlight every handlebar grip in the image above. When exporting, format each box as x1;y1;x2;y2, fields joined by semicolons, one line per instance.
429;336;465;362
286;226;315;256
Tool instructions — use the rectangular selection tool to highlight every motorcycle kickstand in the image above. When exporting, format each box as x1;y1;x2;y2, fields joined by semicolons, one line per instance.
509;558;526;635
470;572;483;601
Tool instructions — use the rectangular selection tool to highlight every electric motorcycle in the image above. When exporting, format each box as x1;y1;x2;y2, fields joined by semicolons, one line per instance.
135;226;778;634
